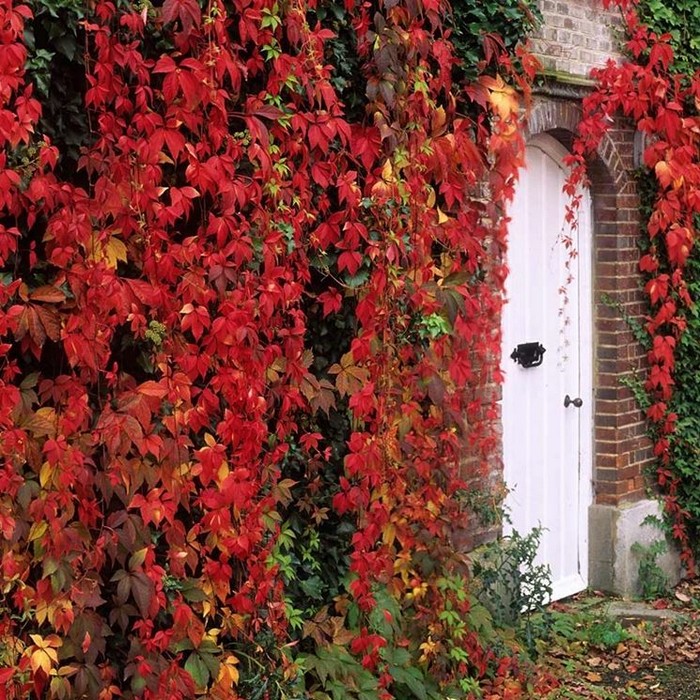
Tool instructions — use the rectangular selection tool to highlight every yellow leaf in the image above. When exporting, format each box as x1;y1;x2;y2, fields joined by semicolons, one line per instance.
431;106;446;133
35;599;49;625
217;654;240;687
481;74;519;120
381;159;394;182
23;407;57;438
30;648;55;675
266;356;286;382
28;521;48;542
129;547;148;569
84;237;101;264
28;634;61;676
104;237;128;269
655;160;672;188
489;88;518;120
39;462;54;488
216;461;230;485
328;351;370;397
418;636;439;662
382;522;396;546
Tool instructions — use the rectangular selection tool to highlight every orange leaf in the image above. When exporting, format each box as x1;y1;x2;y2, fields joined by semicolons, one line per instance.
328;351;370;397
138;380;168;399
479;74;519;120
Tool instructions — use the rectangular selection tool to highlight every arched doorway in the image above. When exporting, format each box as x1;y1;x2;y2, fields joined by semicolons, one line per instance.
501;133;593;601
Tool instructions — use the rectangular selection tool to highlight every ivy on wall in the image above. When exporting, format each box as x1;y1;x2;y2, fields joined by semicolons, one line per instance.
449;0;541;80
637;0;700;75
568;0;700;570
0;1;554;699
633;0;700;551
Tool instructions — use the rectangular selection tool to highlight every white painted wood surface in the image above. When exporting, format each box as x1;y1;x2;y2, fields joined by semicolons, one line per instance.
501;134;593;601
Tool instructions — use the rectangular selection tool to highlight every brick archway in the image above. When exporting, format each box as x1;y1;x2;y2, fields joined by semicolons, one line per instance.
524;96;653;509
527;98;631;193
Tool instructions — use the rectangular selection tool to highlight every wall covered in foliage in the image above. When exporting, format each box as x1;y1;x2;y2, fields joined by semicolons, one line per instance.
568;0;700;572
0;0;556;698
631;0;700;554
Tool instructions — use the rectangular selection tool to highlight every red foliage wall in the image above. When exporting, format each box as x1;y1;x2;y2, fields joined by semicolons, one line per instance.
0;0;556;697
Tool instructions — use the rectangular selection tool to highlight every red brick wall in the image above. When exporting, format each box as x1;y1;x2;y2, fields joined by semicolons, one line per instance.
527;97;654;507
589;159;655;504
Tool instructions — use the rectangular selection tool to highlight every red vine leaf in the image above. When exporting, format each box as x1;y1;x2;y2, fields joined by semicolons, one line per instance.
161;0;201;34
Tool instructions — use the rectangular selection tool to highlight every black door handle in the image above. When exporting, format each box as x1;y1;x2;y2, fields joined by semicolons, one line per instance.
564;395;583;408
511;342;546;368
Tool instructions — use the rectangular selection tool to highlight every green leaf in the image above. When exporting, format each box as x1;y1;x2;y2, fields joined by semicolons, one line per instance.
185;652;210;689
390;666;428;700
343;268;369;288
200;651;220;678
181;580;207;602
299;575;324;600
172;638;194;653
380;646;410;666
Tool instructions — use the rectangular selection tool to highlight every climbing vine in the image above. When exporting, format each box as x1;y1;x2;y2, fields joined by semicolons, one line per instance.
637;0;700;76
630;0;700;553
0;0;556;698
567;0;700;571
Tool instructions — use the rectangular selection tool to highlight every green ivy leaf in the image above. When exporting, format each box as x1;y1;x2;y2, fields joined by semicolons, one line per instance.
185;652;211;689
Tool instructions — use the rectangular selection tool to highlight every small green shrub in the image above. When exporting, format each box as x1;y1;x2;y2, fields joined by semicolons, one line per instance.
629;514;672;601
585;619;630;649
471;527;552;654
632;539;670;600
472;527;552;627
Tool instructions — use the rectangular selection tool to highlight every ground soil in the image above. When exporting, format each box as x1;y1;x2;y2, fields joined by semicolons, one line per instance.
542;579;700;699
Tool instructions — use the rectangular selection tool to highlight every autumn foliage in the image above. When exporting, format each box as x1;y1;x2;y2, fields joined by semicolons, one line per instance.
567;0;700;572
0;0;553;698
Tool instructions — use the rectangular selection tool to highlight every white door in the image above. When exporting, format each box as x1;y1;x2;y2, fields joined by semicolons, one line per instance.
501;134;593;601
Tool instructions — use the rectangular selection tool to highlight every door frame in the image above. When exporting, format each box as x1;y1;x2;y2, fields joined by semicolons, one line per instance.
502;132;594;600
513;96;657;596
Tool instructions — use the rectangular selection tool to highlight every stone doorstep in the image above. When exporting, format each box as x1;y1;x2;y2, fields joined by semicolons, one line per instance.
605;600;686;627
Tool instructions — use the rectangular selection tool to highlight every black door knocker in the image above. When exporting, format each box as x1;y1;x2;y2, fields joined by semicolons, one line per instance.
510;342;546;368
